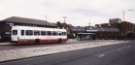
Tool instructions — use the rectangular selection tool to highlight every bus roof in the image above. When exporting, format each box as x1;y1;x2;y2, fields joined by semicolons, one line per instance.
12;26;67;32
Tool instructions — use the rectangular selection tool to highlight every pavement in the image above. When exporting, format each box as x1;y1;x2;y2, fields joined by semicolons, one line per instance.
0;39;130;62
0;40;134;65
0;42;11;46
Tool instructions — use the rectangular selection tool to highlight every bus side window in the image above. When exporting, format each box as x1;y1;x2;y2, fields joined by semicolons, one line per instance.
58;32;62;36
56;32;58;35
26;30;33;35
47;31;51;35
53;31;57;35
63;32;66;35
34;30;40;35
62;32;64;35
12;30;17;35
21;30;24;35
41;31;46;35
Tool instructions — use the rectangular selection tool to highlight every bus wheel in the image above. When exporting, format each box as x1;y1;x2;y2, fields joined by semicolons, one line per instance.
58;39;62;43
35;39;40;44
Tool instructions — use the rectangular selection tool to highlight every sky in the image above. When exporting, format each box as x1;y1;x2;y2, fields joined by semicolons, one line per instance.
0;0;135;26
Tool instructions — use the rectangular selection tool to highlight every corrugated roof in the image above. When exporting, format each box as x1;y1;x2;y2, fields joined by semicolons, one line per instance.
1;16;57;27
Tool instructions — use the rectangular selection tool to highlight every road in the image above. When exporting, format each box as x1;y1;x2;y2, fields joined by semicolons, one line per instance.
0;39;84;50
0;40;118;50
0;40;134;65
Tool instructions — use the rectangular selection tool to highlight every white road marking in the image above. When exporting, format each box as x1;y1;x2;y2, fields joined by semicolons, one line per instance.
97;54;105;58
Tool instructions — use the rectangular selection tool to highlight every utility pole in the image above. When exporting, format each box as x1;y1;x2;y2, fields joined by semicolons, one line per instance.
45;16;47;21
88;18;91;26
122;10;126;21
122;9;134;21
63;16;67;23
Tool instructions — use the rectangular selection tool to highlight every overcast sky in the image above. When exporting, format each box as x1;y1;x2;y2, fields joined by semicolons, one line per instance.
0;0;135;26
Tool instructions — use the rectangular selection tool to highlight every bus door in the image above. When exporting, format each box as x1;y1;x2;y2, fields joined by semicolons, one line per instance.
11;30;18;41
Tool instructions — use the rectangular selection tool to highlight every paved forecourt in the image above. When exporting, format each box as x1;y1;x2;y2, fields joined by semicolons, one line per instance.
0;39;129;62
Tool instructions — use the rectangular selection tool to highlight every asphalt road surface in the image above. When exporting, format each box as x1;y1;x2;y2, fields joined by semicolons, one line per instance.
0;41;135;65
0;39;87;50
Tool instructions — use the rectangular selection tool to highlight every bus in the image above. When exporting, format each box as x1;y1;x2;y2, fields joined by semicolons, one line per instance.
10;26;68;44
